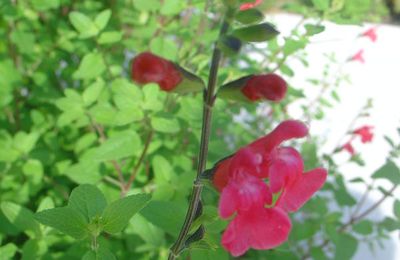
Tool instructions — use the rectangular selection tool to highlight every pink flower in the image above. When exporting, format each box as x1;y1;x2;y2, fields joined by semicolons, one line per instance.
276;168;327;212
342;141;355;155
221;206;291;257
240;0;263;11
350;49;365;64
361;27;378;42
353;125;374;143
211;120;327;256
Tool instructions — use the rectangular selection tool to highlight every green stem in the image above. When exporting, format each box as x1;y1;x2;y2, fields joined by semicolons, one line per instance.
168;17;230;260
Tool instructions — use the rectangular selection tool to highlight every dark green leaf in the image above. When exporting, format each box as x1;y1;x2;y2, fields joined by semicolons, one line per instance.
235;9;264;24
1;202;41;238
68;184;107;222
333;233;358;260
232;23;279;42
35;207;88;239
353;220;373;235
101;194;151;234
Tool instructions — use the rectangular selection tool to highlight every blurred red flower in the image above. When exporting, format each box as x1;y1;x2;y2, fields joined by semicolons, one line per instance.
353;125;374;143
350;49;365;64
361;27;378;42
240;0;263;11
241;73;288;102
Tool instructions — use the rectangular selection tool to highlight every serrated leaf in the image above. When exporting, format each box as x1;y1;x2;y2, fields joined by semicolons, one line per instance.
372;160;400;184
101;194;151;234
69;11;98;38
73;53;106;80
68;184;107;222
1;202;41;238
35;207;88;239
94;9;111;31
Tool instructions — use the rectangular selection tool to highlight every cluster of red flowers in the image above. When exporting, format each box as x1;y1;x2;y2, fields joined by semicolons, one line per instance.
350;27;378;64
342;125;374;155
211;120;327;256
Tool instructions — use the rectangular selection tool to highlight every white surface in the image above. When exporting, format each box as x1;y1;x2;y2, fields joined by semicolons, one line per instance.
270;13;400;260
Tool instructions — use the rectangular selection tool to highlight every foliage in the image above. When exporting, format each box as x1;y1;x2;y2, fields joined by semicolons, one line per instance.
0;0;398;259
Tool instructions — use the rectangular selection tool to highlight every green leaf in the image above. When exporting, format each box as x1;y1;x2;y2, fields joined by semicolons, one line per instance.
235;8;264;24
64;160;102;184
150;38;178;60
83;79;105;106
0;243;18;260
98;31;123;45
94;9;112;31
312;0;330;11
82;248;116;260
152;155;174;182
35;207;88;239
69;11;98;38
283;38;307;56
134;0;161;12
372;160;400;184
151;115;180;133
129;214;165;247
140;200;186;236
219;36;242;57
232;23;279;43
304;24;325;35
31;0;60;11
101;193;151;234
394;200;400;220
1;202;41;238
68;184;107;222
160;0;185;15
353;220;373;235
13;132;39;155
333;233;358;260
92;130;141;161
73;53;106;80
380;217;400;231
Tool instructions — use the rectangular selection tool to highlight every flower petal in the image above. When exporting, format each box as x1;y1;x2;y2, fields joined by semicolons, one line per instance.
276;167;327;212
222;206;291;257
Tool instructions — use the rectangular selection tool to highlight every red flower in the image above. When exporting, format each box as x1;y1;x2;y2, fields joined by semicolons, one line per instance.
221;206;291;257
342;141;355;155
350;49;365;64
353;125;374;143
361;27;378;42
131;52;182;91
240;0;263;11
241;74;287;102
212;120;327;256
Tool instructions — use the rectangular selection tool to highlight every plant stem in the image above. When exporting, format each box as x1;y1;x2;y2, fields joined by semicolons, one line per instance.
168;17;230;260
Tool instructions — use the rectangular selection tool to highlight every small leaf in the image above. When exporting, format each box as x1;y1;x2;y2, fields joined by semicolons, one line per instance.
353;220;373;235
304;24;325;35
232;23;279;43
235;8;264;24
372;160;400;184
35;207;88;239
151;115;180;133
140;200;186;236
101;194;151;234
94;9;111;31
0;243;18;260
92;130;141;161
73;53;106;80
98;31;123;45
152;155;174;182
69;11;98;38
1;202;41;238
394;200;400;220
83;79;105;106
68;184;107;222
333;233;358;260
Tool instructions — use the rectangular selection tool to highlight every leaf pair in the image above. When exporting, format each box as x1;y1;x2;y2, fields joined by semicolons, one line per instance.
35;184;151;239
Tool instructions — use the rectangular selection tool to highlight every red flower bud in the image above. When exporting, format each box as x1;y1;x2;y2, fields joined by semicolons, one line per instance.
241;74;287;102
131;52;182;91
240;0;263;11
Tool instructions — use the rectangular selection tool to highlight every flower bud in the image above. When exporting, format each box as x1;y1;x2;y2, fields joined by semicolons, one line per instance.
131;52;204;93
218;73;287;102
